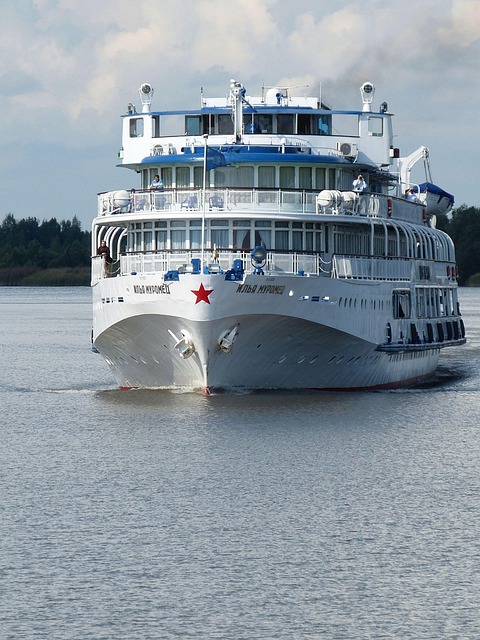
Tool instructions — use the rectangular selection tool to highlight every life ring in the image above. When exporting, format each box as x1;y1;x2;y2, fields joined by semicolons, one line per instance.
422;210;427;222
387;198;392;217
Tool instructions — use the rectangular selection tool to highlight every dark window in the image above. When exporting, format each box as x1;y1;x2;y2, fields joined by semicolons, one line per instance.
218;115;233;134
297;114;312;134
393;290;411;319
277;114;294;134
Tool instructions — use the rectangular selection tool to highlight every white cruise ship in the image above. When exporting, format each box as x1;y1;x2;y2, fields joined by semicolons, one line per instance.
91;78;465;392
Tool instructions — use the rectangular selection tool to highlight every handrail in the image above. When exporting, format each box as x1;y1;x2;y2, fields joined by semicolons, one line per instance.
92;249;457;285
96;186;429;228
98;187;319;217
91;249;324;280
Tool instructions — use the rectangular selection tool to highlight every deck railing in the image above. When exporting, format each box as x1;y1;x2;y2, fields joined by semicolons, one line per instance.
98;187;426;226
92;250;441;284
332;255;413;281
92;250;324;281
98;188;319;217
117;250;323;278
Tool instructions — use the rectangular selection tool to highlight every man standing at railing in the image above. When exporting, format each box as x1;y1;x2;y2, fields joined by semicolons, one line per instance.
150;174;165;210
353;173;367;193
97;240;113;276
150;174;164;190
353;174;368;213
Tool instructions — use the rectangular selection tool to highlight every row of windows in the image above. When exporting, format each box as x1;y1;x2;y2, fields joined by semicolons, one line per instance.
334;228;409;258
142;166;340;191
335;297;387;311
125;218;449;264
393;288;458;320
416;287;457;318
129;113;385;139
333;223;449;261
185;113;332;136
127;220;323;252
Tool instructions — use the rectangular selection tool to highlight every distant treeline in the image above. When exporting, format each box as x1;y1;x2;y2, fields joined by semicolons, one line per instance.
436;205;480;286
0;214;91;285
1;205;480;286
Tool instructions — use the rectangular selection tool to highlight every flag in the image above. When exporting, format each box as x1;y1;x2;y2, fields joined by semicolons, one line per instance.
205;146;227;172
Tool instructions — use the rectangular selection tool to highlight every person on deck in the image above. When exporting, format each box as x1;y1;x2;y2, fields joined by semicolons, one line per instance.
353;174;368;213
150;175;165;209
150;174;164;190
352;174;367;193
405;188;420;203
97;240;112;263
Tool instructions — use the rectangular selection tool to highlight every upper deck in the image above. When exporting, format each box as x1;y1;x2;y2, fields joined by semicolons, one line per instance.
97;185;429;227
119;80;396;180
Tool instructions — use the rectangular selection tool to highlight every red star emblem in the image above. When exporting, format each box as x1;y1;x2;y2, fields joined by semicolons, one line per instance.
191;282;214;304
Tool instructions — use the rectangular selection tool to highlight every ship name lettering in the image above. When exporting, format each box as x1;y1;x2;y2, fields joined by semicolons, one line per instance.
257;285;285;295
134;284;171;294
236;284;257;293
236;284;285;295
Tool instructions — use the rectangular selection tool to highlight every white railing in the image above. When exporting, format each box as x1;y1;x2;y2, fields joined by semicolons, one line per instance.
98;188;318;217
93;251;418;283
98;187;427;226
92;250;323;280
332;255;412;280
120;250;322;277
315;191;426;225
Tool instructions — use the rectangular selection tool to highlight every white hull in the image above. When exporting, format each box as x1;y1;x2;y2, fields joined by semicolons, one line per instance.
93;274;446;392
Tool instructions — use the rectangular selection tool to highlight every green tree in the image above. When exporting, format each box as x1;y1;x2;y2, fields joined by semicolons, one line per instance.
0;213;91;272
441;206;480;285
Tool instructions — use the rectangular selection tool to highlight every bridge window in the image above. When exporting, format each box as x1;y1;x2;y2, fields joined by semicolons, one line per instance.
257;114;272;133
152;116;160;138
244;115;260;133
297;114;312;134
217;114;233;135
368;116;383;137
185;115;201;135
317;115;331;135
129;117;144;138
277;114;294;134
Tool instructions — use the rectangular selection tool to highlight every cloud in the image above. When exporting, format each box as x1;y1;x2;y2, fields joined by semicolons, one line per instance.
1;0;479;224
439;0;480;47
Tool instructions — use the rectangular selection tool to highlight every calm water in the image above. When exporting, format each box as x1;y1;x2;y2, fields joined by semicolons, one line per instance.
1;286;479;639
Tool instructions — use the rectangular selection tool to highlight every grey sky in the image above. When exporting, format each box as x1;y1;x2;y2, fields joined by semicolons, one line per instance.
0;0;478;229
